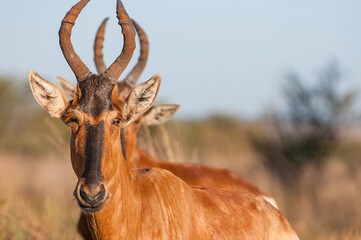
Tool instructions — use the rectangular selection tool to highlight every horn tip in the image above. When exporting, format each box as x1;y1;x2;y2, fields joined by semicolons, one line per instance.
117;0;125;8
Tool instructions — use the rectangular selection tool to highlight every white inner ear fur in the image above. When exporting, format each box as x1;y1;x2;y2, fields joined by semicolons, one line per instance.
142;104;180;126
57;76;76;100
29;70;68;118
123;74;161;123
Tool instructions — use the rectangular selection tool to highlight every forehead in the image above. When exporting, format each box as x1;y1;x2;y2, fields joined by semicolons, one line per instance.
77;75;116;118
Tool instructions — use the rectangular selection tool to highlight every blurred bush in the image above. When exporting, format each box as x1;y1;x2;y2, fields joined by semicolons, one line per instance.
250;62;359;187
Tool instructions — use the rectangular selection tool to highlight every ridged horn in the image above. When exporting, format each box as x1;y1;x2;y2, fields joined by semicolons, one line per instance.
59;0;92;82
94;18;109;74
103;0;136;84
94;18;149;87
123;19;149;87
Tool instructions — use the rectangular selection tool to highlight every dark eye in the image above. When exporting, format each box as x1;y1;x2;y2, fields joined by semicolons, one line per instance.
70;117;78;124
112;118;121;126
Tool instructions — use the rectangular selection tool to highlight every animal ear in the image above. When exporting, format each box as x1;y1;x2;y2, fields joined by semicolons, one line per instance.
122;74;161;123
57;76;76;99
142;104;180;125
29;71;69;118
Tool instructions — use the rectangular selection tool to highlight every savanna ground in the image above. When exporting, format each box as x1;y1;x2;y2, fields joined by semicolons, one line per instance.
0;67;361;239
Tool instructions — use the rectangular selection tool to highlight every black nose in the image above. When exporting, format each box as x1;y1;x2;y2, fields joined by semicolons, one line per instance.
79;184;106;206
74;178;109;212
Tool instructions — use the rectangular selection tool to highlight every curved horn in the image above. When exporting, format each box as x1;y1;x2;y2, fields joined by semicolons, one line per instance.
123;19;149;87
94;19;148;87
103;0;136;84
59;0;92;82
94;18;109;74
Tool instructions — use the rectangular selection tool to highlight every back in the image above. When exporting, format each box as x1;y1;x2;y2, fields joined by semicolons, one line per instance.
133;167;298;240
133;148;278;208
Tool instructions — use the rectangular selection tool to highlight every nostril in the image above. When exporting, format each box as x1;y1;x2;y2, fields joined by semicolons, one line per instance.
79;184;106;206
79;185;89;202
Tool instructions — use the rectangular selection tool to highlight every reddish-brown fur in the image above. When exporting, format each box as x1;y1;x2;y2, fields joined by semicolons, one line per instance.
41;78;297;239
63;84;297;240
134;148;265;194
77;105;280;239
123;119;269;197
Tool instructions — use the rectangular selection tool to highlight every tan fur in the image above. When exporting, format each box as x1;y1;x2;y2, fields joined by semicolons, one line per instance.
29;71;69;118
122;74;161;123
142;104;180;125
57;76;77;100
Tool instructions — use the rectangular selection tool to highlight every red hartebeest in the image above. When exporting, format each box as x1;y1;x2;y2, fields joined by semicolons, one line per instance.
29;0;298;239
58;16;279;210
57;17;181;240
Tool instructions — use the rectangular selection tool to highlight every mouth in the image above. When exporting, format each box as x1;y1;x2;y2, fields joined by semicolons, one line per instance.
78;201;106;213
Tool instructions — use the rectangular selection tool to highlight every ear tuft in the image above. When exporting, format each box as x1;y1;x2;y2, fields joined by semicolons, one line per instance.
142;104;180;125
122;74;161;123
29;71;68;118
57;76;76;100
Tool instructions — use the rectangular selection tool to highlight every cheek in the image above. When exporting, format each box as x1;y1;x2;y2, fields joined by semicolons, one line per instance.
101;127;121;180
70;129;86;178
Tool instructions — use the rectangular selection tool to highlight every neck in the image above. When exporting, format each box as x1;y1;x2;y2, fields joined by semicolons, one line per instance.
122;125;138;166
82;142;197;239
131;147;159;169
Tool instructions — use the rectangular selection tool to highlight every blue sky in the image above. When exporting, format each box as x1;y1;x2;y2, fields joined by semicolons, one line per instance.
0;0;360;119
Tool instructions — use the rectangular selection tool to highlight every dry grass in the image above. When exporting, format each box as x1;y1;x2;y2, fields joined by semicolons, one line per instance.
0;153;81;240
0;119;360;239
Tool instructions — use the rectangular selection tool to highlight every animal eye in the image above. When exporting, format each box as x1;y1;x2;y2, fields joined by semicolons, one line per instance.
112;118;121;126
70;117;78;124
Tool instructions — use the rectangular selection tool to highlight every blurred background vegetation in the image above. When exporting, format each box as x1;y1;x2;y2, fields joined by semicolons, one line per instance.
0;62;361;239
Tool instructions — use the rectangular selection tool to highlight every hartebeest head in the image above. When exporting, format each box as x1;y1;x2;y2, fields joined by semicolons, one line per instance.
29;0;160;212
56;16;180;163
